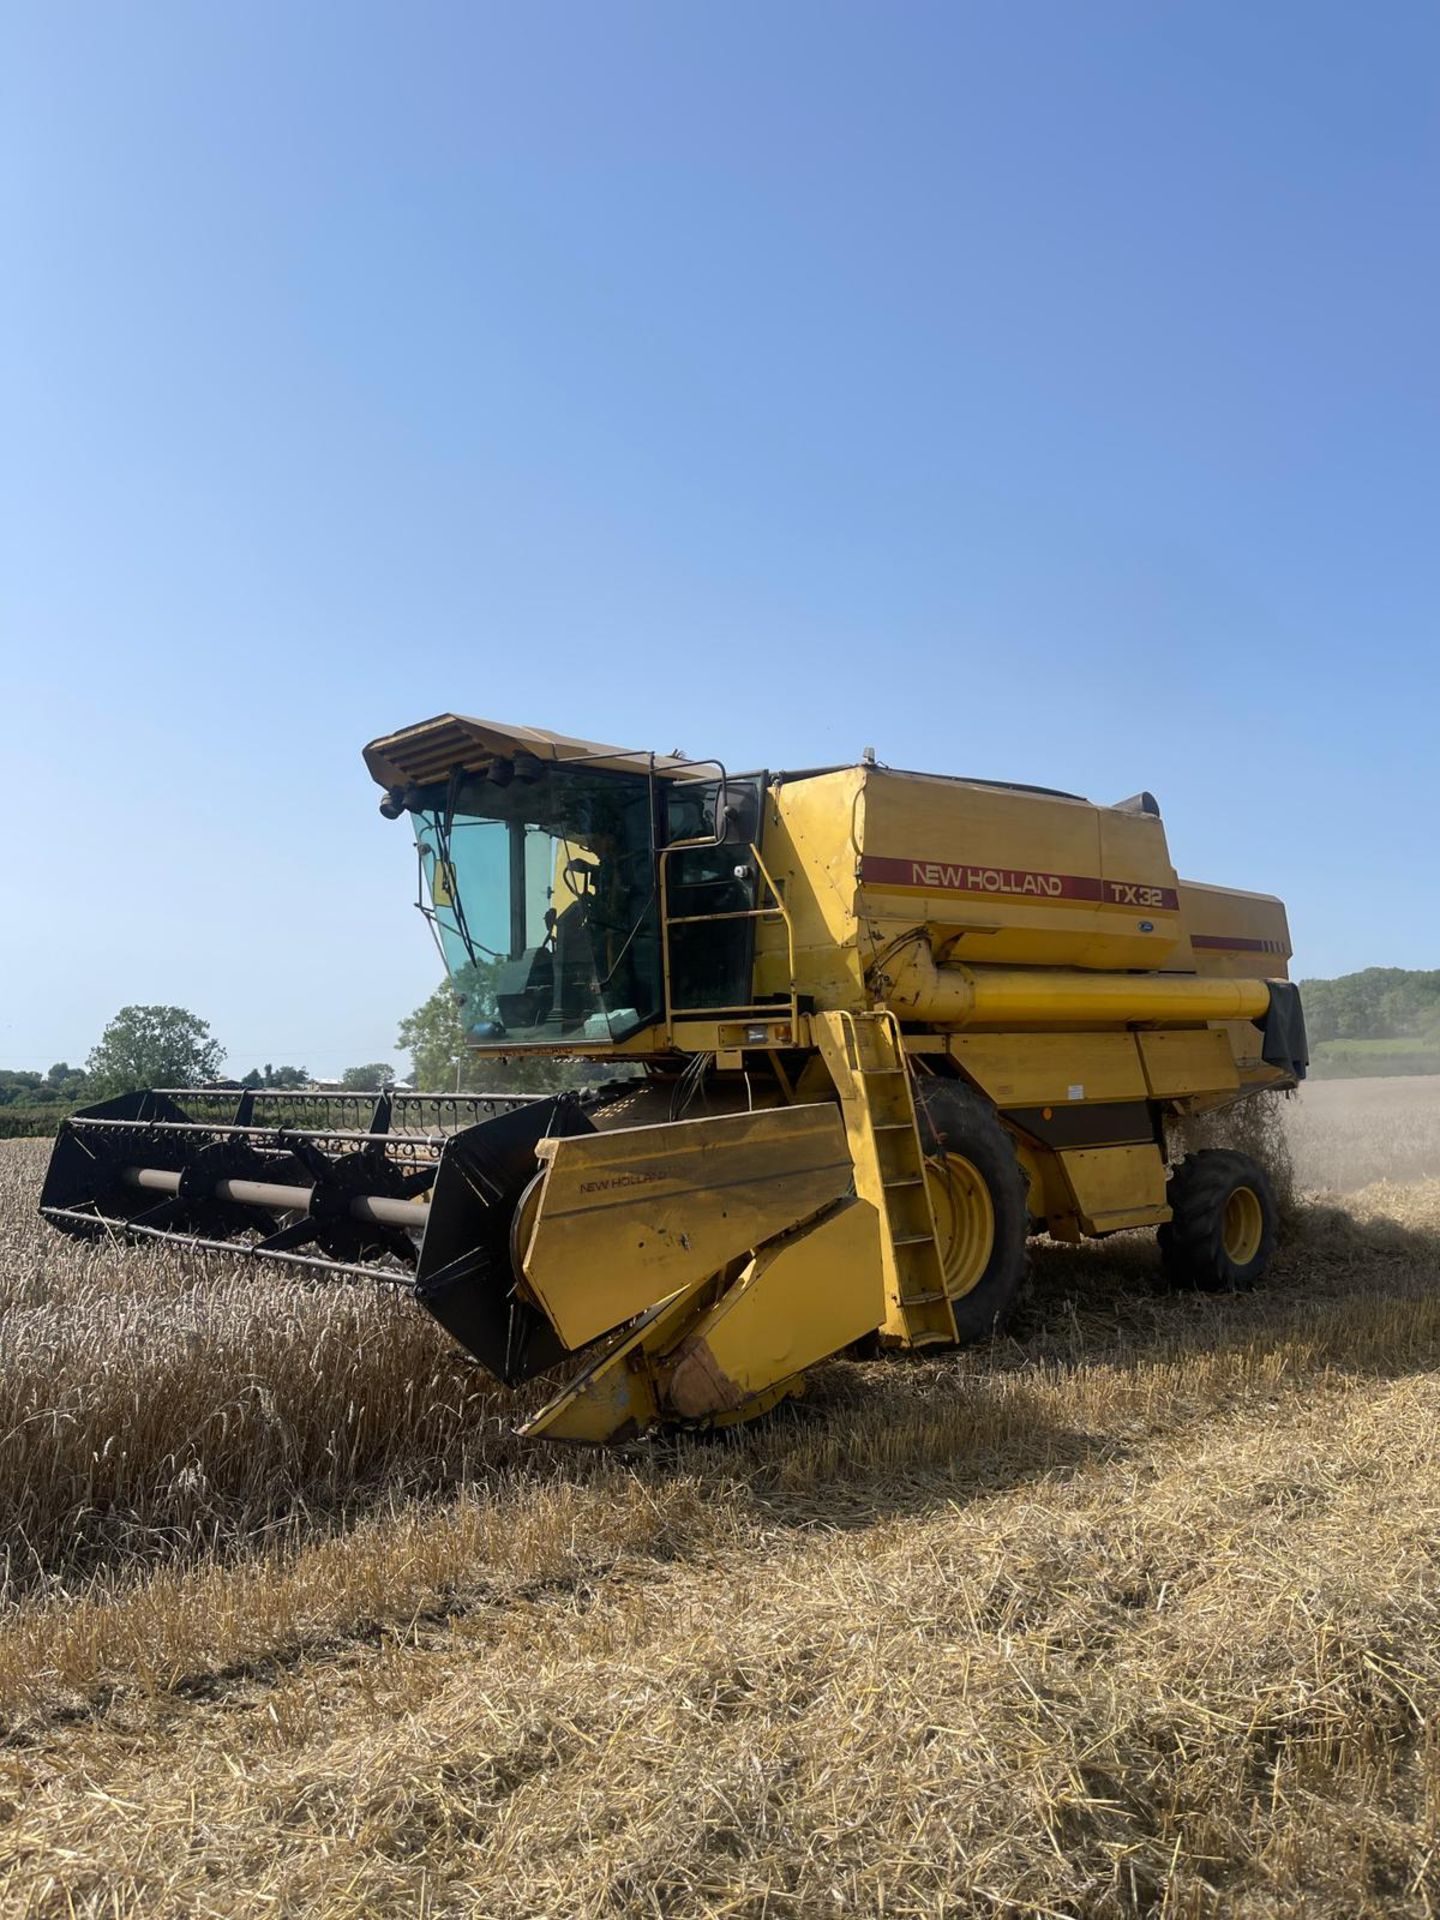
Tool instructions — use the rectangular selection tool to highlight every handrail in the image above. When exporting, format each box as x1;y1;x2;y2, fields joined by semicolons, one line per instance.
663;839;799;1026
748;839;799;1027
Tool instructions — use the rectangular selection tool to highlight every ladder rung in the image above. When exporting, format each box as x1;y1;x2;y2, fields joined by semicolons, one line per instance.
872;1121;912;1131
891;1231;937;1247
860;1066;906;1077
899;1289;948;1306
882;1176;924;1189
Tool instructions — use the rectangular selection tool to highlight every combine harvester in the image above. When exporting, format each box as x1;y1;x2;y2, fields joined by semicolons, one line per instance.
42;717;1307;1442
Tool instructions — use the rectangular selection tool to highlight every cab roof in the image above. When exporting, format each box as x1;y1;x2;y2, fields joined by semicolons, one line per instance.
363;714;695;790
363;716;1110;812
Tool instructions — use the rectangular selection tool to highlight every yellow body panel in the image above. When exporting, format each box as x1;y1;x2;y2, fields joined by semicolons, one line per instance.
749;763;1289;1035
1177;880;1292;980
752;768;868;1008
520;1104;852;1350
519;1287;686;1443
1059;1144;1170;1233
521;1198;882;1444
664;1198;883;1419
946;1032;1148;1107
855;768;1185;973
1011;1137;1079;1235
1137;1029;1241;1099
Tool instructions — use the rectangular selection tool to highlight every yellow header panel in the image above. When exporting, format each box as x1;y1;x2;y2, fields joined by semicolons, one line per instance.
520;1104;854;1350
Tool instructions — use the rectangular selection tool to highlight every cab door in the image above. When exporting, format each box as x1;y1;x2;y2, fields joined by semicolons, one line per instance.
661;774;768;1015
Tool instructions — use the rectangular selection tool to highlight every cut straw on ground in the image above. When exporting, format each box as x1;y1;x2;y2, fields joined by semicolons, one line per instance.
3;1089;1440;1916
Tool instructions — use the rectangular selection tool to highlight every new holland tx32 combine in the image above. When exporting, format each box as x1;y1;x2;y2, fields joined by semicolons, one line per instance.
42;716;1308;1442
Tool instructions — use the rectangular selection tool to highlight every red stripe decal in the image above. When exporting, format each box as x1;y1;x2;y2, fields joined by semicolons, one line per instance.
860;854;1179;913
1191;934;1286;953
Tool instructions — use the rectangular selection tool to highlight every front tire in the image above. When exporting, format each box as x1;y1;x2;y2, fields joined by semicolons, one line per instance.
914;1081;1030;1342
1159;1149;1277;1292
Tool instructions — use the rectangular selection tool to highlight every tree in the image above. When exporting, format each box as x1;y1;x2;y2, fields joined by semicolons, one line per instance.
85;1005;225;1099
339;1062;395;1090
395;980;611;1094
239;1063;310;1090
396;983;468;1091
264;1064;310;1088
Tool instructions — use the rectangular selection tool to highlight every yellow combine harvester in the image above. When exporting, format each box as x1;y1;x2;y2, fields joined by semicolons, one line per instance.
42;716;1307;1442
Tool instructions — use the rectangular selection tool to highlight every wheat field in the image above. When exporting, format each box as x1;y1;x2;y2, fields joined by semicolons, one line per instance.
3;1079;1440;1917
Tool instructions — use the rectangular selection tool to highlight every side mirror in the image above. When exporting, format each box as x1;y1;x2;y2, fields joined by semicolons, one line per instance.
719;785;759;846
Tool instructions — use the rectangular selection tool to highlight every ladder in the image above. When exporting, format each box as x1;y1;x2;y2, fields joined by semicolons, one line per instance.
813;1010;958;1348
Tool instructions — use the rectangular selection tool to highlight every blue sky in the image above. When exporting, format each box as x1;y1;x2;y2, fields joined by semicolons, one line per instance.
3;2;1436;1076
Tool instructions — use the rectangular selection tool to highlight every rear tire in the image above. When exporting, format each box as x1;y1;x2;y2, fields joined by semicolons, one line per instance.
1159;1149;1277;1292
914;1081;1030;1342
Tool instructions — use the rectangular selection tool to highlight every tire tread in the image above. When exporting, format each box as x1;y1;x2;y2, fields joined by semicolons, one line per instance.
914;1079;1030;1341
1159;1147;1277;1292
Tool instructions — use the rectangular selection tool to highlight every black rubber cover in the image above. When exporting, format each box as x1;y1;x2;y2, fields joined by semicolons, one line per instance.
1255;979;1309;1081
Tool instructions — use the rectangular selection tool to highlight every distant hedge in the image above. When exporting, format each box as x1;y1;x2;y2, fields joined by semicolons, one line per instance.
0;1107;74;1140
1308;1042;1440;1080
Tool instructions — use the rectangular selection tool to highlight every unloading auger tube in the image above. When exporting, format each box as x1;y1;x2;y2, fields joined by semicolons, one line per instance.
41;711;1309;1445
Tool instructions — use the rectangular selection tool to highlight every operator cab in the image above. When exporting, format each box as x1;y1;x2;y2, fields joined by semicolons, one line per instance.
408;761;662;1046
368;715;776;1050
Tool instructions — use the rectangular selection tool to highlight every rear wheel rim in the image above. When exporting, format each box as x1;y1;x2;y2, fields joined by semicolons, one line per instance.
926;1153;996;1300
1222;1185;1264;1265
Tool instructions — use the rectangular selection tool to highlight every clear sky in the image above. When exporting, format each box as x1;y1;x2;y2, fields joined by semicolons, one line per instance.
3;2;1436;1077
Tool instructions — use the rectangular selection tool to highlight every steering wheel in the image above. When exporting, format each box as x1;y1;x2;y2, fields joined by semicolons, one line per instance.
563;855;599;896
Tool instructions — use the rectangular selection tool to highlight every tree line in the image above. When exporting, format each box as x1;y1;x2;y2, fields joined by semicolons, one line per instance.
1299;968;1440;1046
0;1006;312;1112
0;1004;398;1131
3;981;591;1136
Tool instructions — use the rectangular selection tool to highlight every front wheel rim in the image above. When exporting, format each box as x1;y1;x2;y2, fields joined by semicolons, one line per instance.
926;1153;996;1300
1222;1185;1264;1265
